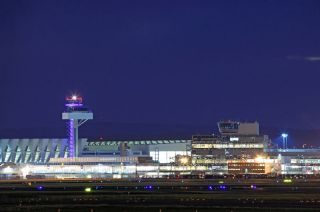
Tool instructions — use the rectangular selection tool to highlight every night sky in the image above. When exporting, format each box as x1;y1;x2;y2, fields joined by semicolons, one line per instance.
1;1;320;139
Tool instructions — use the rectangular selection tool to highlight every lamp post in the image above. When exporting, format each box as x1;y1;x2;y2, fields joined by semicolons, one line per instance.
281;133;288;150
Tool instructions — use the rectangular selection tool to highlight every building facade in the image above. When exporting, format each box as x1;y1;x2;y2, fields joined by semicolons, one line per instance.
0;138;189;164
191;121;270;174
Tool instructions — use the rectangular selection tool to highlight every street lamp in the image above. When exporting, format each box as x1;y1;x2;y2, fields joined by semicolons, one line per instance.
281;133;288;149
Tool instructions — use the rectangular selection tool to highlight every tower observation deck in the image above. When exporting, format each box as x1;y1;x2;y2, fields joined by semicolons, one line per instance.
62;95;93;157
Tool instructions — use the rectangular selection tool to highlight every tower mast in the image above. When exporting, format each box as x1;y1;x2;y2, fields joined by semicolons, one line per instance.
62;95;93;157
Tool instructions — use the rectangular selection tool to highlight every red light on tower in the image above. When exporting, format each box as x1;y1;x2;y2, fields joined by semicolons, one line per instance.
66;95;83;103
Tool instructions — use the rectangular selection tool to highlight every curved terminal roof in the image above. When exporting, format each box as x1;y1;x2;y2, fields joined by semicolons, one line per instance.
86;140;191;146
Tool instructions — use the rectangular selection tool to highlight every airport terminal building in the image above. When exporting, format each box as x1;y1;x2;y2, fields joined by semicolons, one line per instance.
1;120;320;177
1;96;320;178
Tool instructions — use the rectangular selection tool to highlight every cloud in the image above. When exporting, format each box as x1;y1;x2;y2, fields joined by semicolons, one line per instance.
304;57;320;61
287;55;320;62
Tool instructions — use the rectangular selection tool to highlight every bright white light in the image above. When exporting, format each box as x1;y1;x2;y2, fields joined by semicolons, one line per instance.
255;155;265;162
180;157;189;165
21;165;31;178
113;174;121;179
230;137;239;141
3;166;13;174
72;95;77;100
281;133;288;138
255;155;263;160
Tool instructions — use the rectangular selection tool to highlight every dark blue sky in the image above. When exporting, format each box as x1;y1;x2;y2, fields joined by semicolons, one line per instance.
1;0;320;133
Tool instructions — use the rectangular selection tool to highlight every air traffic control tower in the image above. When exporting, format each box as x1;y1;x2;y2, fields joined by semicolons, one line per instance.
62;95;93;158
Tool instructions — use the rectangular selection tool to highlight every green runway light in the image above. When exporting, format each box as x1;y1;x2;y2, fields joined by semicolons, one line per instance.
84;187;92;192
283;179;292;183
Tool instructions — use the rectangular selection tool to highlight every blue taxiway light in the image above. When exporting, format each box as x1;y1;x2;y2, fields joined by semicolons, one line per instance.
250;185;257;189
208;185;228;190
144;185;153;190
36;186;44;191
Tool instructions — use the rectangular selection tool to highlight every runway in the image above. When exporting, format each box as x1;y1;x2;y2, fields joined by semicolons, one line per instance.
1;178;320;211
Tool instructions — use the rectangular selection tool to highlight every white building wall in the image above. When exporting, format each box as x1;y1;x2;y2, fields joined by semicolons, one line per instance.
150;151;191;163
